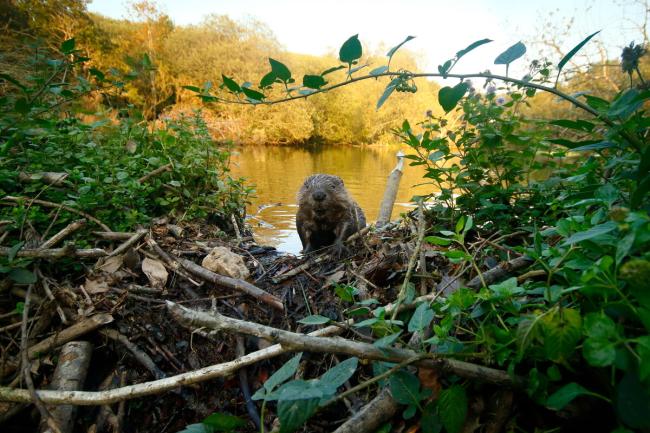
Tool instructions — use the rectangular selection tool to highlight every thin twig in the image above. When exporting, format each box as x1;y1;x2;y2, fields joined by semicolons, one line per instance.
20;285;63;433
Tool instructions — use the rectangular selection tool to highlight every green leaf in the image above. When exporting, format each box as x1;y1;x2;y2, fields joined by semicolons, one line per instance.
583;337;616;367
549;119;595;132
408;302;434;332
319;357;358;392
9;268;37;285
376;78;399;110
584;313;617;340
61;38;75;54
7;241;25;262
386;36;416;60
256;353;302;397
221;75;241;93
636;336;650;381
494;41;526;65
335;284;357;302
616;372;650;429
241;87;265;101
183;85;201;93
302;75;326;89
425;236;452;246
369;65;389;76
202;412;247;431
571;141;617;152
541;308;582;363
177;423;210;433
421;402;443;433
546;382;592;410
260;71;276;88
562;221;617;245
339;34;362;64
297;315;331;325
438;385;468;433
269;58;291;82
15;302;25;314
277;397;320;433
558;31;600;74
456;38;492;60
389;370;421;405
438;82;469;113
321;65;346;76
373;331;402;348
403;404;417;419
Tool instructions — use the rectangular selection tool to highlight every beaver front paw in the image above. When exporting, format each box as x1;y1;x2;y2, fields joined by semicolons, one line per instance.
330;241;348;258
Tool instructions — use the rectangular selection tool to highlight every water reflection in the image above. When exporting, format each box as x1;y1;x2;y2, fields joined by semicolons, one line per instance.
229;144;433;254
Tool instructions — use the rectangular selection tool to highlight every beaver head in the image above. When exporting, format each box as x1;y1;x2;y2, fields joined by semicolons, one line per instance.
297;174;351;214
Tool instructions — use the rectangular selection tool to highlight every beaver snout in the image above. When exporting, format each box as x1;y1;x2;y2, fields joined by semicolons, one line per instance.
312;191;326;202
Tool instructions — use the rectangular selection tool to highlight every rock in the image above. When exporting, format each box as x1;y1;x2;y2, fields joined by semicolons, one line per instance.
201;246;250;280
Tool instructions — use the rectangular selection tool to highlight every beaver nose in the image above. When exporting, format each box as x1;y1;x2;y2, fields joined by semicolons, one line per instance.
312;191;326;201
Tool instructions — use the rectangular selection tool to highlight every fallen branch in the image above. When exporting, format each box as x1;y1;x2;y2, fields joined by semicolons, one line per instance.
1;313;114;378
40;341;92;433
0;245;107;259
107;229;146;258
332;388;398;433
40;219;86;249
2;196;111;231
147;237;284;311
137;163;172;184
167;302;522;388
466;256;533;289
92;231;136;241
0;324;343;405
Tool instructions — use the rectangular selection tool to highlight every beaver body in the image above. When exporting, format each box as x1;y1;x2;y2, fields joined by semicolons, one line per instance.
296;174;366;254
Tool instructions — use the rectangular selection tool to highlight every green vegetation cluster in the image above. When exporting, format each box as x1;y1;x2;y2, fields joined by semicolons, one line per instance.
0;6;251;284
189;30;650;433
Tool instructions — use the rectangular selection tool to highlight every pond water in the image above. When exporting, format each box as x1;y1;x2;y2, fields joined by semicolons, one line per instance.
229;144;433;254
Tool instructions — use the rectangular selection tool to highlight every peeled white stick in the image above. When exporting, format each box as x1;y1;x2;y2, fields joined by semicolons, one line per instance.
40;341;92;433
376;151;405;227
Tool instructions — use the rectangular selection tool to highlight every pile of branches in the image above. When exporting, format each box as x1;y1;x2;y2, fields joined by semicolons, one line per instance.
0;209;535;433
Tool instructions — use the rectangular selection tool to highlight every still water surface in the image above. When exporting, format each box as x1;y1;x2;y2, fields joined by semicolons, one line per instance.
229;145;431;254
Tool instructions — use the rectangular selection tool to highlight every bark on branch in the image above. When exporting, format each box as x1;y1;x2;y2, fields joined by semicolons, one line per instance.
0;325;343;405
167;302;522;388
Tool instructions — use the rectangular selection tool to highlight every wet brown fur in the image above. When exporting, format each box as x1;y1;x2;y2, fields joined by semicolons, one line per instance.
296;174;366;254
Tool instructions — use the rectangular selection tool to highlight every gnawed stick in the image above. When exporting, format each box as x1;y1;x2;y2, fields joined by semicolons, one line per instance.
466;256;534;289
376;151;405;227
2;196;111;231
107;229;146;258
1;313;113;378
0;245;107;259
0;325;344;405
332;388;398;433
137;163;172;184
167;302;521;388
92;231;136;241
40;220;86;249
39;341;92;433
147;237;284;311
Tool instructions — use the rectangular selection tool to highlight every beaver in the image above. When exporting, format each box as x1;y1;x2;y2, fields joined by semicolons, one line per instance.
296;174;366;255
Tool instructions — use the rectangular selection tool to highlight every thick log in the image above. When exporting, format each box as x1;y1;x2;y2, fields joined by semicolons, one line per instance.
0;245;107;259
332;388;398;433
40;342;92;433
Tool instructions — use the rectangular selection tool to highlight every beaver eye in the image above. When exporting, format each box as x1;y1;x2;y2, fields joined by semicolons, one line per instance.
329;184;335;189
